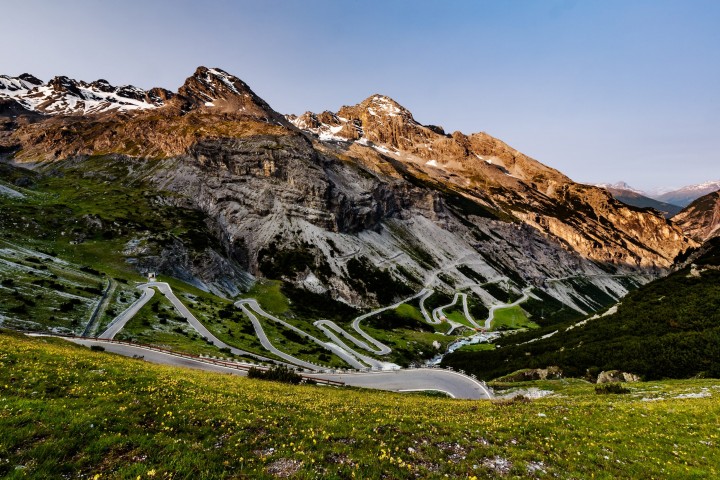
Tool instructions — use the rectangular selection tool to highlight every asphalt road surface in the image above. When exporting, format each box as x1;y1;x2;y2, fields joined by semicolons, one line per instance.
63;338;492;399
98;286;155;339
307;368;493;400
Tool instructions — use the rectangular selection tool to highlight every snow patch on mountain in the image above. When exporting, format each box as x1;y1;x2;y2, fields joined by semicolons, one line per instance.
656;180;720;207
205;68;241;95
0;74;163;115
595;181;645;195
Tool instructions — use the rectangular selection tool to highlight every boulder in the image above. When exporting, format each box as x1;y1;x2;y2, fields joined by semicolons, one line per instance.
495;366;563;382
596;370;641;384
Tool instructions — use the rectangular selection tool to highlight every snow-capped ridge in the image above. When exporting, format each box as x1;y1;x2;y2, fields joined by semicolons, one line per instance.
0;66;287;121
656;180;720;207
354;94;419;124
0;73;169;115
595;181;645;195
680;180;720;192
286;110;363;142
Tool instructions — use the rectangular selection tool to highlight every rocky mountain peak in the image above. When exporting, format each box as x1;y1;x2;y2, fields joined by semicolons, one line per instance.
88;79;115;93
180;66;254;101
337;94;420;131
357;94;415;120
291;93;570;193
48;76;83;96
16;73;42;86
176;66;288;125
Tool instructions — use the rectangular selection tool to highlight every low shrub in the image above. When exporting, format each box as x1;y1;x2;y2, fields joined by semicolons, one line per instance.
595;383;630;395
248;365;302;384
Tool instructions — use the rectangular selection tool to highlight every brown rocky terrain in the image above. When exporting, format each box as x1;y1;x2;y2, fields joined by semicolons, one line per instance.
0;66;696;308
290;95;693;269
673;190;720;242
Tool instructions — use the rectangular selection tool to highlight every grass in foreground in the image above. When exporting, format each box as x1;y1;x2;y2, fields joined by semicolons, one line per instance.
1;330;719;479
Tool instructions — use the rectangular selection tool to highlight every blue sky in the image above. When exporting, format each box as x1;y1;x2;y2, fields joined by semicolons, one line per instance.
2;0;718;191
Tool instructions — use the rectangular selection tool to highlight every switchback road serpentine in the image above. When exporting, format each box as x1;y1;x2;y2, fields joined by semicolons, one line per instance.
91;279;535;399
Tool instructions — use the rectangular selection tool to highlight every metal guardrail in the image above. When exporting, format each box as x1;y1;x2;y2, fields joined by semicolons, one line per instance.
41;333;345;387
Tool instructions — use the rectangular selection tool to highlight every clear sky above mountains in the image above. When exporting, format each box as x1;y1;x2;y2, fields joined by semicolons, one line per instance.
2;0;718;191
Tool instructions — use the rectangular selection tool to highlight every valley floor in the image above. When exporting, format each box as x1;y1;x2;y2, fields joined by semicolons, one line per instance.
1;330;718;479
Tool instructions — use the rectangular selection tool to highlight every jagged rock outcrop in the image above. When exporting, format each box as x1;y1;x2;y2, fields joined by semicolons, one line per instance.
596;370;641;383
673;191;720;242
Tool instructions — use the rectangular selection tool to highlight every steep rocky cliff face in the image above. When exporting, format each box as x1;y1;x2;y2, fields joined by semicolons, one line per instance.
673;191;720;242
289;95;692;270
0;66;695;309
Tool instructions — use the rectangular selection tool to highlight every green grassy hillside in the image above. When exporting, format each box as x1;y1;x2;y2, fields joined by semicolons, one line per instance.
1;330;719;479
443;238;720;381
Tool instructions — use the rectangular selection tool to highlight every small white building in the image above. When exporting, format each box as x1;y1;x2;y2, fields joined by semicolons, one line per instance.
147;272;156;282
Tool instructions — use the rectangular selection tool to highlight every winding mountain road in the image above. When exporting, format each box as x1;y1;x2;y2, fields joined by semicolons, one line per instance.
419;289;435;323
98;285;155;340
101;282;274;363
236;299;372;370
89;279;503;398
348;289;430;355
461;293;481;329
483;286;534;330
433;293;476;334
59;337;492;399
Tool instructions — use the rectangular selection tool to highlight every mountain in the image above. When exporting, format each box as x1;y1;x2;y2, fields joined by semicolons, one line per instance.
288;96;690;270
0;67;694;317
0;73;172;115
673;190;720;242
594;182;682;218
655;180;720;207
595;181;644;194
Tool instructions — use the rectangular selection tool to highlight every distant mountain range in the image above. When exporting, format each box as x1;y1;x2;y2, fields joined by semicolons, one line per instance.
655;181;720;207
0;73;172;115
594;182;683;218
596;180;720;215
